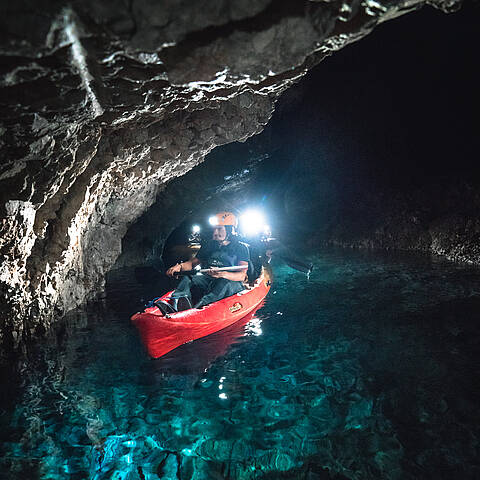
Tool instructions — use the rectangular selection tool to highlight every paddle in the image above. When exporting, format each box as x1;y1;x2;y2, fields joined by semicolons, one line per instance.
174;265;248;276
276;254;313;275
262;241;313;276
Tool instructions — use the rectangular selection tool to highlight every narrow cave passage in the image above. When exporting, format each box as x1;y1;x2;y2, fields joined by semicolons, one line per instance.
116;3;480;273
1;3;480;480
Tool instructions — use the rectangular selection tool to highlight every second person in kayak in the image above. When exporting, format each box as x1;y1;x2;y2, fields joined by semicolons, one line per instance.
166;212;249;310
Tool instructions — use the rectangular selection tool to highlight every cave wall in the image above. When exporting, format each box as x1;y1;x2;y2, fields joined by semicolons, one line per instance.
0;0;461;357
282;170;480;264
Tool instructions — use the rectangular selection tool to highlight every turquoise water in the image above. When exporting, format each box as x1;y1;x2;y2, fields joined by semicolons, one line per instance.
1;249;480;479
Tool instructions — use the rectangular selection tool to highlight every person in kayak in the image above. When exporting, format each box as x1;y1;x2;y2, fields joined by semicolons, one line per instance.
166;211;250;310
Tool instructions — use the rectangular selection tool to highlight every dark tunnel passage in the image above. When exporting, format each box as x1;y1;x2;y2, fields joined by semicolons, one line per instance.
117;3;480;274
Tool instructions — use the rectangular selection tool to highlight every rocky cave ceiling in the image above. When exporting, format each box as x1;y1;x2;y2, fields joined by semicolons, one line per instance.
0;0;467;358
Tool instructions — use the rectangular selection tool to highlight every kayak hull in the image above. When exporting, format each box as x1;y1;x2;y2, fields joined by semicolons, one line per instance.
131;268;271;359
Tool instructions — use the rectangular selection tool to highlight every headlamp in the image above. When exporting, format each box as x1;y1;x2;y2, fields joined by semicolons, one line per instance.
239;209;269;237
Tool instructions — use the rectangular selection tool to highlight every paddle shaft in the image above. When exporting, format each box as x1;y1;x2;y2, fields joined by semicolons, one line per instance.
174;265;248;276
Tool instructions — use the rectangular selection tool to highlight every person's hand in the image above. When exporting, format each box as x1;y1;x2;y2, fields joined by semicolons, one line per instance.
166;263;182;277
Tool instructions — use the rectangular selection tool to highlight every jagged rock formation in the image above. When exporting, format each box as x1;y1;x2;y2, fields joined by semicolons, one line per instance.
0;0;462;357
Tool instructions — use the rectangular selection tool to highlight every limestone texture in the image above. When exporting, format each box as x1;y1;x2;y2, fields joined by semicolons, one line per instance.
0;0;463;358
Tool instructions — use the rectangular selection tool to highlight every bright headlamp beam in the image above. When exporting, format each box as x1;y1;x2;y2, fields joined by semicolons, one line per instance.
208;216;218;226
240;209;267;237
192;225;201;233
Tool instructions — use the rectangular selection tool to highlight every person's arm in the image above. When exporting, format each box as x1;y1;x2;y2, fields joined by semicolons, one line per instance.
166;257;200;277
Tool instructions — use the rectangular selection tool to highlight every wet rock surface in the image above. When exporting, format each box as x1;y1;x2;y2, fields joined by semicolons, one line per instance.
317;183;480;264
0;0;466;356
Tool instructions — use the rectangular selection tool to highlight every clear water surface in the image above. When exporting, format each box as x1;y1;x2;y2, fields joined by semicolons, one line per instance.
1;249;480;479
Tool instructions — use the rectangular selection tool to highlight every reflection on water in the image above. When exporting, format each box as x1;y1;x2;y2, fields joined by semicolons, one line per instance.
1;249;480;479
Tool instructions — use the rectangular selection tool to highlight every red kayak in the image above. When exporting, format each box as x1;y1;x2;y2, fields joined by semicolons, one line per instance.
152;304;265;375
131;267;272;358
